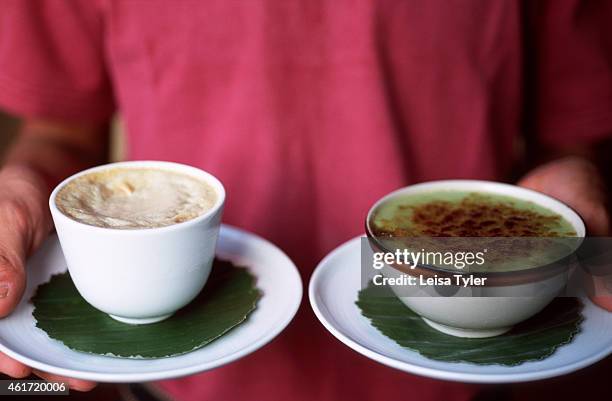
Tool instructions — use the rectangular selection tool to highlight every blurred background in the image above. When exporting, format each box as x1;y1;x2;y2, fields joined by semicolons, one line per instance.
0;111;125;163
0;110;18;160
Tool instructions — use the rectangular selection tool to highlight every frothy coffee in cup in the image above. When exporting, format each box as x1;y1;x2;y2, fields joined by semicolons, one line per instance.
55;167;217;229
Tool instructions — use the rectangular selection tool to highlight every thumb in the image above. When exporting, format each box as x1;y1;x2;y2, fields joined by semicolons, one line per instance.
589;275;612;312
590;295;612;311
0;253;26;318
0;202;30;318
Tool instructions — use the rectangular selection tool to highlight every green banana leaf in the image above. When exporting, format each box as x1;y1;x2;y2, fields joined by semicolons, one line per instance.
356;283;583;366
31;259;261;358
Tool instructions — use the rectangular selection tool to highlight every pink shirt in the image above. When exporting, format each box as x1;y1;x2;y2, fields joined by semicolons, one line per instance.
1;1;611;400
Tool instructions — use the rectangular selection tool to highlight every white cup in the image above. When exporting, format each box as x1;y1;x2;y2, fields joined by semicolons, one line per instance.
366;180;586;338
49;161;225;324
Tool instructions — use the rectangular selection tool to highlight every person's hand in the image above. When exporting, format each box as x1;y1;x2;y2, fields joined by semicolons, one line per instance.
518;156;612;311
0;165;97;391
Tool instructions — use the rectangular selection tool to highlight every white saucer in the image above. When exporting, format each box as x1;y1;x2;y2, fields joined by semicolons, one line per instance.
0;225;302;383
309;237;612;383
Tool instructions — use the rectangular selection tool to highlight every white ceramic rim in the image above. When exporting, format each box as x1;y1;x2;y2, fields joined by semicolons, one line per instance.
366;180;586;238
49;161;226;235
308;236;612;383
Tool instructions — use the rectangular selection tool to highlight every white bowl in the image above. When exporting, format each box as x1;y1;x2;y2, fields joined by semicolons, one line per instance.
49;161;225;325
366;180;585;338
